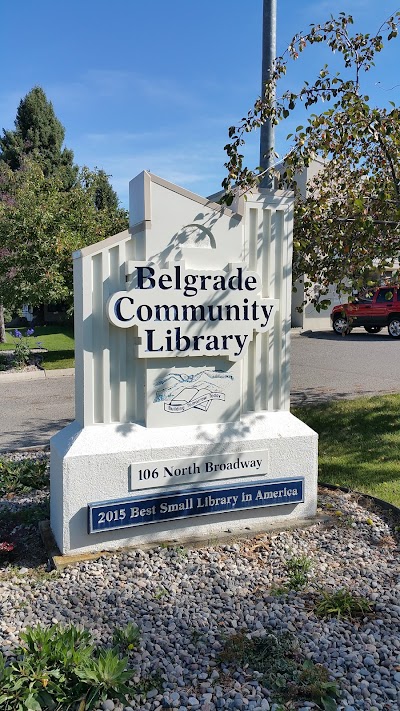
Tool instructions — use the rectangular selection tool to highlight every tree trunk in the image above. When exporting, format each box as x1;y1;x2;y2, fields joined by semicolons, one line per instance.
0;303;5;343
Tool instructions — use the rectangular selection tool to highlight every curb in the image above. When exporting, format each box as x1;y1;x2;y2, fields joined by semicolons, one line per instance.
2;444;50;453
0;368;74;382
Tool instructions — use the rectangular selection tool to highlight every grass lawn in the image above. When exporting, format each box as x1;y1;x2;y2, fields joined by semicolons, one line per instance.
0;326;75;369
293;394;400;509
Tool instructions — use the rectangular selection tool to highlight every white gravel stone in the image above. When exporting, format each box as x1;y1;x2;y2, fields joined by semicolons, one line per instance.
0;457;399;710
102;701;115;711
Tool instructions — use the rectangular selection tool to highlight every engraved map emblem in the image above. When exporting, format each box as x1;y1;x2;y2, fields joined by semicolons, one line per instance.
154;370;233;414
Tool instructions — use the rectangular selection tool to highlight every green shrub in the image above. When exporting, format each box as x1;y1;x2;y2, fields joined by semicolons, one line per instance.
0;623;134;710
295;660;340;711
0;458;49;497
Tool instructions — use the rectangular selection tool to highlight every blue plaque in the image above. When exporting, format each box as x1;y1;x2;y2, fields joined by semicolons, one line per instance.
88;478;304;534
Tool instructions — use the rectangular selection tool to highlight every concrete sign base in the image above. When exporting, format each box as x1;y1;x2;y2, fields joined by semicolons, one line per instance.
50;412;317;555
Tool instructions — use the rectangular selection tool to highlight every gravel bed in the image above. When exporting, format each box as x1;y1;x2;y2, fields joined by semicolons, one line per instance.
0;449;49;463
0;451;399;710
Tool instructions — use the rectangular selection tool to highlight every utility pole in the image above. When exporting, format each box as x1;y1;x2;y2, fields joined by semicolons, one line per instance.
259;0;277;189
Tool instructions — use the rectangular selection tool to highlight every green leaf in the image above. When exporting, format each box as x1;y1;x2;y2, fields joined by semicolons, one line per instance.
321;694;339;711
25;695;43;711
302;659;314;670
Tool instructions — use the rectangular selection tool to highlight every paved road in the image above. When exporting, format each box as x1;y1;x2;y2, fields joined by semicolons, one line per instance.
1;328;399;451
290;328;400;406
1;371;74;452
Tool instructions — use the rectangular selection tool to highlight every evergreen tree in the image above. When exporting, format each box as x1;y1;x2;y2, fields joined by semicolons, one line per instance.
0;86;77;189
92;169;119;211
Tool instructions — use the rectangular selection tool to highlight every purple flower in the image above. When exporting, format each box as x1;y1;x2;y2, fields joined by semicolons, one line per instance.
26;328;34;336
13;329;22;339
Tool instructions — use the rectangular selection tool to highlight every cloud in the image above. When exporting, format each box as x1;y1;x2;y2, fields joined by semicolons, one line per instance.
43;80;92;112
76;135;230;208
46;68;204;115
85;129;173;144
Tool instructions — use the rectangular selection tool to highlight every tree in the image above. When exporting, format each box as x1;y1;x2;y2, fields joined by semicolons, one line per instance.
0;86;77;190
0;159;128;315
222;12;400;308
0;88;127;341
92;169;119;211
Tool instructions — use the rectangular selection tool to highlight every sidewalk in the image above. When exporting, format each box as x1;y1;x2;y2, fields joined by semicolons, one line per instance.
0;368;74;383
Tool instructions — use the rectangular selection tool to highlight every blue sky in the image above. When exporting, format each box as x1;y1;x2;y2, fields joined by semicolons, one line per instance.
1;0;399;208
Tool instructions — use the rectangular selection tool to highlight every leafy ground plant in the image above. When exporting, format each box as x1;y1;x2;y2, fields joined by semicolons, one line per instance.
0;623;134;710
271;555;313;595
0;458;49;497
219;629;339;710
11;328;34;368
112;622;141;653
315;588;373;620
0;456;50;575
285;555;312;590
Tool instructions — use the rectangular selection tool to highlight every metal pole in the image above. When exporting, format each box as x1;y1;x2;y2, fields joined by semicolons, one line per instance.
259;0;277;189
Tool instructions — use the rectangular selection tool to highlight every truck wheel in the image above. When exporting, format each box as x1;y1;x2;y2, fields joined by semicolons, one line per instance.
333;315;349;335
388;317;400;338
364;326;382;334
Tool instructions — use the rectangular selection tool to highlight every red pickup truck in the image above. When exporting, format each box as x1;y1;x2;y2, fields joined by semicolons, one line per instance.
331;286;400;338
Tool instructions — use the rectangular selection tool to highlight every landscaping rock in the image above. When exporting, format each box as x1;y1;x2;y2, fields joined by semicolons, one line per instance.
0;458;399;710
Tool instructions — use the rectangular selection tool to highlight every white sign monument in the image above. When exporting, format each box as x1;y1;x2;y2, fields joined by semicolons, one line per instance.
50;172;317;555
